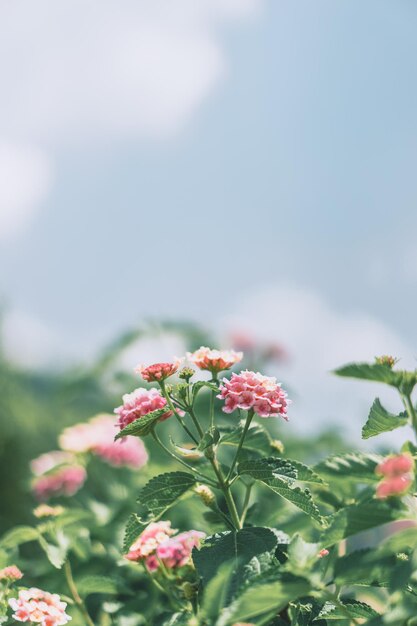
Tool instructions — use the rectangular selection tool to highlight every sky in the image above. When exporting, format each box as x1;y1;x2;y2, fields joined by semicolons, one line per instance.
1;0;417;437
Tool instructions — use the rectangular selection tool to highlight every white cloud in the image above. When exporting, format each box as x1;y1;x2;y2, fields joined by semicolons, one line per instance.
221;284;415;447
0;0;261;142
0;143;52;241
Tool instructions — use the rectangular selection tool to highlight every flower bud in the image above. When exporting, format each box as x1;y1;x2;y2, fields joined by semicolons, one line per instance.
375;355;397;368
317;549;329;558
0;565;23;581
195;484;215;507
33;504;65;518
270;439;285;454
182;581;198;600
179;367;195;382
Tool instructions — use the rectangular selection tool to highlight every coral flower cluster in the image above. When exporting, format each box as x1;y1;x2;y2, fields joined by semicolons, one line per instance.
136;358;183;382
9;587;71;625
218;370;289;419
31;452;86;501
376;453;414;498
59;414;148;468
187;347;243;373
115;388;172;431
126;521;205;572
0;565;23;581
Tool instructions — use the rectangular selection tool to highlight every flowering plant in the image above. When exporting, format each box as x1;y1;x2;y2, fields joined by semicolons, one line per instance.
2;346;417;625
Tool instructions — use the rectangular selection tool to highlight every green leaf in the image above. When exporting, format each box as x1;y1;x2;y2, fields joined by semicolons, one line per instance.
322;500;405;547
192;381;219;400
362;398;408;439
115;408;169;439
0;525;39;549
315;452;382;483
287;534;319;569
239;460;324;525
220;422;273;455
198;428;220;451
333;362;402;386
284;459;325;484
200;562;234;622
193;527;278;592
78;575;119;597
334;548;394;587
317;599;379;620
138;471;196;518
38;534;69;569
220;576;311;624
238;457;297;481
123;514;146;553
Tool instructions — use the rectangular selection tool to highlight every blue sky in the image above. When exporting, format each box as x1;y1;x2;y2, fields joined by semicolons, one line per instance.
0;1;417;435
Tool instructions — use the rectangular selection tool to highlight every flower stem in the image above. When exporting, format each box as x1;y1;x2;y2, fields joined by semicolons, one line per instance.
227;409;254;481
159;380;199;445
402;393;417;441
64;559;95;626
209;456;241;530
151;429;217;487
209;373;218;428
188;407;205;438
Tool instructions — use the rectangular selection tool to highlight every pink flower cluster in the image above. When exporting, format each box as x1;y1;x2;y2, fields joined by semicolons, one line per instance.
115;388;172;431
135;358;183;382
376;453;414;499
31;452;86;501
0;565;23;581
59;414;148;469
126;521;205;571
187;347;243;373
9;588;71;625
218;370;289;419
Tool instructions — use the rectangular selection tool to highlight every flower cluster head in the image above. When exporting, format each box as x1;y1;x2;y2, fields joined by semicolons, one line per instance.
9;587;71;625
59;414;148;469
187;347;243;374
375;355;397;368
135;358;183;383
33;505;65;519
115;388;172;431
218;370;289;419
376;453;414;499
0;565;23;582
126;521;205;572
31;452;86;501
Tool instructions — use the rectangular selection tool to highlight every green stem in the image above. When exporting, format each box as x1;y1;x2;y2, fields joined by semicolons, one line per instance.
402;393;417;440
159;380;199;445
64;560;95;626
209;373;218;428
240;482;253;526
151;429;217;487
209;456;241;530
188;407;205;438
227;409;254;481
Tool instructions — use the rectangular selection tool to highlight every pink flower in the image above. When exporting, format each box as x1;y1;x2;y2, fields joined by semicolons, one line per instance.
187;347;243;373
377;454;414;477
218;370;289;419
156;530;205;569
135;358;183;382
317;549;329;558
31;452;86;501
126;521;177;562
115;388;172;431
376;475;413;498
0;565;23;581
59;414;148;469
126;522;205;571
9;587;71;625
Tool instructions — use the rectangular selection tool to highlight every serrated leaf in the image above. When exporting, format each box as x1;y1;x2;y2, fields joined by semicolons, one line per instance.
285;459;325;484
322;500;405;547
239;460;324;525
333;362;402;386
316;599;379;620
193;527;278;596
123;514;146;553
200;562;234;621
115;408;168;439
220;422;272;455
219;576;311;624
78;575;119;597
137;471;196;518
238;457;297;481
362;398;408;439
334;548;394;586
0;525;39;548
38;534;69;569
287;534;319;569
315;452;382;483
